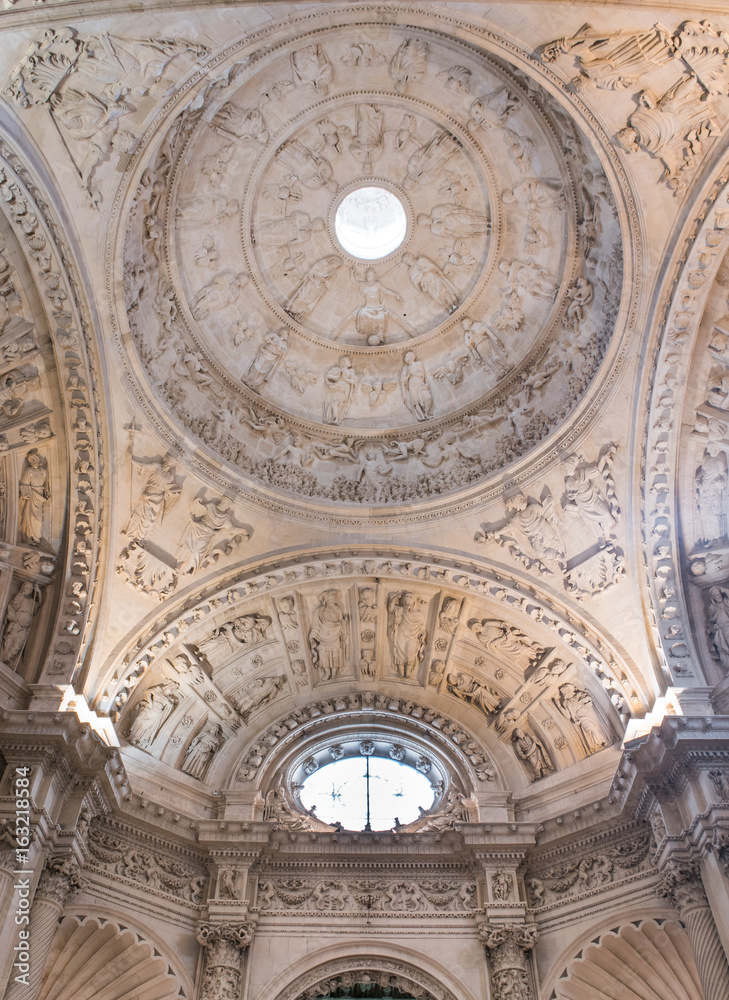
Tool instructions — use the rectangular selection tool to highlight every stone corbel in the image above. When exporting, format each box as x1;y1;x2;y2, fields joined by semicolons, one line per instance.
477;920;538;1000
196;921;256;1000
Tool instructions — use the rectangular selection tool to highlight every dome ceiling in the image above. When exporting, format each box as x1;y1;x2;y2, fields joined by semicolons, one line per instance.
121;20;623;512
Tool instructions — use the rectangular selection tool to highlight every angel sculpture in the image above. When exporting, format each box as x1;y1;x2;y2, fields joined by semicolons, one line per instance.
175;495;248;576
479;491;565;575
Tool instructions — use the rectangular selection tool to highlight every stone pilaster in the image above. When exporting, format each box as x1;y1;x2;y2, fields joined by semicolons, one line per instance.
660;861;729;1000
478;922;538;1000
3;856;81;1000
196;922;255;1000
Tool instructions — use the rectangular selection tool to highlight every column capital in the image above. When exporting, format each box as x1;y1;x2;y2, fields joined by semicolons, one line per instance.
196;921;255;953
36;855;82;907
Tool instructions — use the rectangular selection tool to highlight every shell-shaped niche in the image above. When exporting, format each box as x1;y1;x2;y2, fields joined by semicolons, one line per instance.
39;915;186;1000
553;919;702;1000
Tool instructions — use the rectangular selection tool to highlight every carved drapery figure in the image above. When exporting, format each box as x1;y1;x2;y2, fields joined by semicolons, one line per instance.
510;727;553;781
125;680;181;749
438;597;459;634
695;443;728;544
358;586;378;622
123;454;180;541
399;352;434;422
462;318;509;377
264;785;311;829
417;204;490;239
388;592;427;678
447;671;501;716
286;255;342;321
175;495;247;575
484;491;565;573
234;676;285;722
707;586;729;671
18;449;50;545
467;618;543;672
350;104;384;172
554;683;611;754
291;43;332;94
561;446;620;539
1;581;40;666
182;723;224;780
336;267;409;345
308;589;350;679
323;357;357;424
277;595;299;630
401;253;459;312
415;788;469;831
241;330;288;392
403;130;460;188
197;614;272;661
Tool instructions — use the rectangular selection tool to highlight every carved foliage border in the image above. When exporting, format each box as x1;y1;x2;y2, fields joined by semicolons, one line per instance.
0;139;104;682
272;955;459;1000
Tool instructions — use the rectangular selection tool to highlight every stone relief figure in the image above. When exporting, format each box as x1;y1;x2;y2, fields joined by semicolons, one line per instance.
388;591;427;678
1;582;40;666
399;352;434;422
502;179;564;212
447;671;501;717
308;589;350;680
707;586;729;671
181;723;224;780
561;445;620;539
401;253;459;312
211;103;268;142
335;268;410;345
191;271;247;321
233;676;285;723
123;454;181;541
197;613;272;661
277;595;299;630
480;491;565;574
492;871;512;901
462;318;509;377
695;443;728;544
467;618;543;672
358;587;378;622
438;597;459;635
175;496;248;576
403;130;460;188
615;77;719;190
277;139;337;192
538;24;675;88
389;37;429;92
125;680;181;749
414;788;469;831
349;104;384;173
291;44;333;94
531;657;570;686
264;785;310;829
323;358;358;424
554;683;612;754
510;727;554;781
255;212;325;250
417;204;490;240
564;277;594;332
18;449;50;546
241;330;288;392
286;256;342;321
177;194;239;227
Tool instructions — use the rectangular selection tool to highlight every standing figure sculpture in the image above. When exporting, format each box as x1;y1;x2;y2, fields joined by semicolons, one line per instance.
308;589;350;680
18;449;50;546
510;727;553;781
175;495;247;576
399;352;434;422
707;586;729;671
182;724;224;780
242;330;288;392
323;357;358;424
554;683;611;754
125;680;181;749
388;591;427;678
335;268;411;345
695;443;728;545
123;454;180;541
1;582;39;666
462;318;509;377
401;253;459;312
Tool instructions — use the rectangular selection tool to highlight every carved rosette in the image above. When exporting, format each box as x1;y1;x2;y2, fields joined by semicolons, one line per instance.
479;922;538;1000
196;922;255;1000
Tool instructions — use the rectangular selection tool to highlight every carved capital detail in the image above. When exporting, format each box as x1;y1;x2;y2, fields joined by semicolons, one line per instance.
36;856;82;906
659;860;708;912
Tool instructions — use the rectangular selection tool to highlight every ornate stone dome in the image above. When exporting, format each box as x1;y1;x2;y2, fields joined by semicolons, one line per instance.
121;17;623;513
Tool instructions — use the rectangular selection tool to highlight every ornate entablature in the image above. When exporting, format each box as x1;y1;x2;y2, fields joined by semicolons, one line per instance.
112;10;629;517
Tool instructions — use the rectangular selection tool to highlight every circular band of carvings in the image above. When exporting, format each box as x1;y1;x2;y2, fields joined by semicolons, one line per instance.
272;956;458;1000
